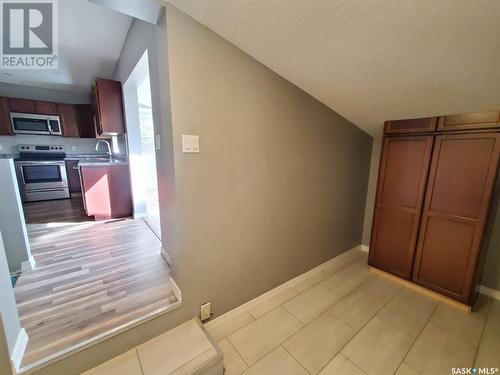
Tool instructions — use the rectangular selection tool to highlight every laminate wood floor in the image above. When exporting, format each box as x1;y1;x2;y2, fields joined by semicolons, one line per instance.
22;194;94;224
15;219;178;368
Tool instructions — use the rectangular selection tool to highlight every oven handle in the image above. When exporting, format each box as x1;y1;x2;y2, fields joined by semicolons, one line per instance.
16;160;65;166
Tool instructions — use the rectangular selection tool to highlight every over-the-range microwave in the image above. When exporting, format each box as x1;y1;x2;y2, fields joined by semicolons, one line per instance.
10;112;62;136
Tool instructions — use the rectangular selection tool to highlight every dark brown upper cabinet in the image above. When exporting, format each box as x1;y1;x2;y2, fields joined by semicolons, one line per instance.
57;103;79;138
9;98;35;113
75;104;95;138
437;111;500;132
35;101;58;115
368;135;434;279
91;78;125;137
0;97;12;135
384;117;437;134
412;133;500;304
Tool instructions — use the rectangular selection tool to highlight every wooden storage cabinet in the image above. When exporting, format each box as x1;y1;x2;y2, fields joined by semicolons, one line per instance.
438;111;500;132
75;104;95;138
412;133;500;303
91;78;125;137
384;117;437;134
372;111;500;306
35;101;58;115
368;136;434;279
65;160;82;193
0;97;11;135
57;104;79;137
9;98;35;113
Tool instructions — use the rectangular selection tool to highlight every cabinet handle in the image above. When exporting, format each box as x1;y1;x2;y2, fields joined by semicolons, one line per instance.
73;166;79;170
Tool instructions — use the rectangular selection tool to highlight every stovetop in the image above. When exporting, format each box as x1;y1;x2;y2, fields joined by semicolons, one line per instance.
17;144;67;161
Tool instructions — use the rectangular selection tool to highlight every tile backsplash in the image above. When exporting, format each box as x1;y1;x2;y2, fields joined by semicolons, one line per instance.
0;135;101;155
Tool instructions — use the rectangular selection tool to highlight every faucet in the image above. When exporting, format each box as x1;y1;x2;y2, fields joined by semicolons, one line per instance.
95;140;112;157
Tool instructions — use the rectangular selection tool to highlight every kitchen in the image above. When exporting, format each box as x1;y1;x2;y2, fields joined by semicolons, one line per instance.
1;78;133;224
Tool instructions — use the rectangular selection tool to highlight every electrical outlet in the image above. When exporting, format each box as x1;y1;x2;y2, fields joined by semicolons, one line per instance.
200;302;211;321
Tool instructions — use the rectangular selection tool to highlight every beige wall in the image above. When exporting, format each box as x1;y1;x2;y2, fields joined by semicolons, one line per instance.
165;4;372;317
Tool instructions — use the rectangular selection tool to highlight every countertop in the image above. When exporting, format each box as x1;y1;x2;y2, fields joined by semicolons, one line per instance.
78;160;129;167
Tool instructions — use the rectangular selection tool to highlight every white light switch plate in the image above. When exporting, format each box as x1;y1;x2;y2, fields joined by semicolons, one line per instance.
200;302;211;321
182;134;199;153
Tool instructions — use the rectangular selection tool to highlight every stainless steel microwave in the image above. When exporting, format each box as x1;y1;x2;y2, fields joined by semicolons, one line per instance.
10;112;62;136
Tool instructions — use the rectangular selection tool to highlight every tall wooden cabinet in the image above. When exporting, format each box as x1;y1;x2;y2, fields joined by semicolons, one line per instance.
369;112;500;306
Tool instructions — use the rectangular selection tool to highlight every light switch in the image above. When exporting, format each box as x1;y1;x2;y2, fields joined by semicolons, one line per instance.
155;135;161;150
182;134;199;153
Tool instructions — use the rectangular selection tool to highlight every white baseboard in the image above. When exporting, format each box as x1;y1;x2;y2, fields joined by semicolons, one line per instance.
170;277;182;304
478;285;500;301
21;255;36;271
360;245;369;253
11;328;28;371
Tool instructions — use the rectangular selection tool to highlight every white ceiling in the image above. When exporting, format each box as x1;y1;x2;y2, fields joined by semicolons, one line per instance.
168;0;500;136
0;0;132;93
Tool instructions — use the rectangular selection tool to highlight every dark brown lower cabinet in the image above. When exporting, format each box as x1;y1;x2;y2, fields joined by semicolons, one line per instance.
65;160;82;193
368;136;434;279
370;130;500;306
412;133;500;304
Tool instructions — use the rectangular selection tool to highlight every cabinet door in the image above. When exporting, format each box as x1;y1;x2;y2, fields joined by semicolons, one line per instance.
65;160;81;193
0;97;12;135
437;111;500;132
368;136;434;279
9;98;35;113
35;101;58;115
94;78;125;135
75;104;95;138
384;117;437;134
412;133;500;303
57;104;79;137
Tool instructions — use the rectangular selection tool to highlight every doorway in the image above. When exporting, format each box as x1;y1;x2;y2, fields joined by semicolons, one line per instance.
123;51;161;238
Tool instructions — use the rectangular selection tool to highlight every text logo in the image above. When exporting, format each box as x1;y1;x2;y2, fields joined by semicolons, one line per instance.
1;0;58;69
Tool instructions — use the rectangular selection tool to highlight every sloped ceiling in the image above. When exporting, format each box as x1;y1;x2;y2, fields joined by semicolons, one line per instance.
168;0;500;136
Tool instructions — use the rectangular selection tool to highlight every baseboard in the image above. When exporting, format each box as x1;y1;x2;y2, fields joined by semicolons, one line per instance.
21;255;36;272
360;245;369;253
478;285;500;301
133;211;147;220
11;328;28;371
170;277;182;304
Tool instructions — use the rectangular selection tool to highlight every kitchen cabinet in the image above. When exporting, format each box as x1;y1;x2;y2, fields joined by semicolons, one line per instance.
371;109;500;306
368;136;434;279
0;97;12;135
91;78;125;137
9;98;35;113
384;117;437;134
65;160;81;193
35;101;58;115
80;164;132;220
75;104;95;138
437;111;500;132
57;104;79;137
412;133;500;303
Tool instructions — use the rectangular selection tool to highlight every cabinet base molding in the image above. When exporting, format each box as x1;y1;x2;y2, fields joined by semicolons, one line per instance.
369;267;472;312
478;285;500;301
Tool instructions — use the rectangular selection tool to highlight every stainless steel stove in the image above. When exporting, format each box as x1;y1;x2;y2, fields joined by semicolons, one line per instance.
14;144;70;202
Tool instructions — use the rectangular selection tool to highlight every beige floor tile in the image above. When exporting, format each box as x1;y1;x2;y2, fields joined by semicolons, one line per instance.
82;349;142;375
395;363;420;375
429;294;490;347
205;310;255;342
474;328;500;369
318;354;366;375
218;338;248;375
377;287;437;339
341;317;413;375
247;286;298;318
321;250;365;275
485;298;500;333
244;346;308;375
283;284;341;324
291;268;332;294
405;323;476;374
283;310;355;374
137;319;214;375
319;261;371;299
228;307;302;365
329;276;400;330
169;348;219;375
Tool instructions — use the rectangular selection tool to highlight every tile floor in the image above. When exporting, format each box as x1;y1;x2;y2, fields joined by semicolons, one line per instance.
207;250;500;375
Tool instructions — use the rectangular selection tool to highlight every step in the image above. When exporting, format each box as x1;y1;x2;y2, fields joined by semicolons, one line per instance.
82;319;223;375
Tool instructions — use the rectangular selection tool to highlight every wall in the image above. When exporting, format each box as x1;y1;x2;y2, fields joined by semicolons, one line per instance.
0;135;99;156
165;5;372;317
0;82;90;104
0;232;22;357
0;159;32;273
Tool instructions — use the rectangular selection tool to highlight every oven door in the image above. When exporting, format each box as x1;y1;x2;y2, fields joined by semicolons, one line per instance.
15;161;68;191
